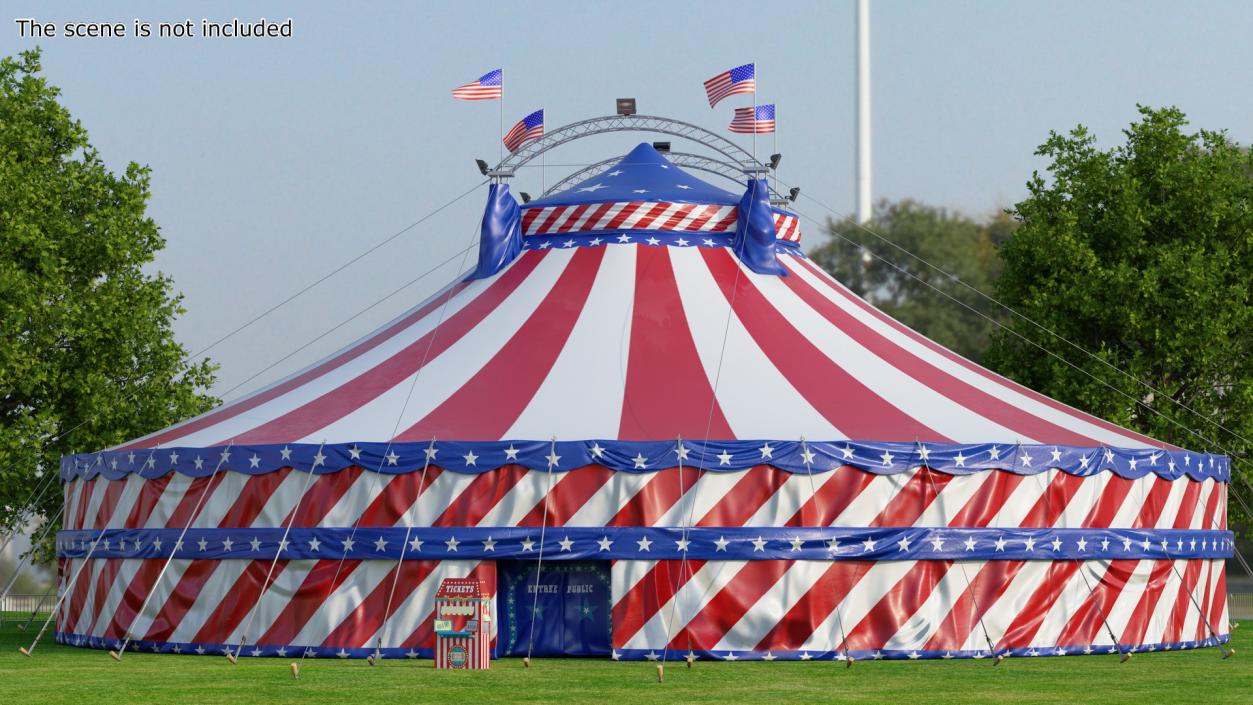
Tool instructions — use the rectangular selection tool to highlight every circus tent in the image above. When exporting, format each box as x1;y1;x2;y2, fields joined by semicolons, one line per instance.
54;141;1232;662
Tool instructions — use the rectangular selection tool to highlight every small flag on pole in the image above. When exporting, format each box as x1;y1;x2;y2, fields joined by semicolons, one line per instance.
452;69;503;101
703;63;756;108
503;109;544;153
729;104;775;134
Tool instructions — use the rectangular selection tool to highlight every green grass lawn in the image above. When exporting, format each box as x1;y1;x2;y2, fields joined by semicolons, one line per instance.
0;622;1249;705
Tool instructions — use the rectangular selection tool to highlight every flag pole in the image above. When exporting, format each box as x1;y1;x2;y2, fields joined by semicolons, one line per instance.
499;69;505;168
752;62;758;167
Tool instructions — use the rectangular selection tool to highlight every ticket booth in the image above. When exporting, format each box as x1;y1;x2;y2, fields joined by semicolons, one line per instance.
433;577;494;669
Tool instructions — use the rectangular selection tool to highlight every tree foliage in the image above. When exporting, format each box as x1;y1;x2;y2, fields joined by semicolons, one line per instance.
985;106;1253;525
809;199;1016;362
0;50;217;542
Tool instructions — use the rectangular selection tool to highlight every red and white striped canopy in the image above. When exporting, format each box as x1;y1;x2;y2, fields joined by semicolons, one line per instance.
119;146;1162;452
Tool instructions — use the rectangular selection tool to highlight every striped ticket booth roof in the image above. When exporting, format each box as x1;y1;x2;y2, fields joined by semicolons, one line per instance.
56;143;1232;662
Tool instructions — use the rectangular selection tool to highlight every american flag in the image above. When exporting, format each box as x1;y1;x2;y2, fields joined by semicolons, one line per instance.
729;104;775;134
703;63;755;108
504;109;544;153
451;69;503;101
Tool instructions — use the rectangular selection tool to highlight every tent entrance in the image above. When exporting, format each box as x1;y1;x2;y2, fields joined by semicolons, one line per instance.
496;560;612;657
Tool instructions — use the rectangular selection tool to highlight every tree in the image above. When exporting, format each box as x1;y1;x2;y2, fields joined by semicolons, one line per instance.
0;50;217;545
985;106;1253;526
809;199;1016;362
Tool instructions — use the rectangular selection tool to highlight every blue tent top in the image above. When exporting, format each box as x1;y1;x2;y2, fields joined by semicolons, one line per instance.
525;143;741;208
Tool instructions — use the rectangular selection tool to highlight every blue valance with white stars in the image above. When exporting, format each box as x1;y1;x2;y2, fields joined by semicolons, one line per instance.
60;440;1230;483
56;526;1234;562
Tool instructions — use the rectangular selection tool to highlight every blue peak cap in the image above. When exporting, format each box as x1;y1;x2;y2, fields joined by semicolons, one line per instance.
526;143;739;207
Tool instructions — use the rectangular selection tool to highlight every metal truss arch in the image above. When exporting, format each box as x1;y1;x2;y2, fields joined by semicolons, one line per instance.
496;114;760;172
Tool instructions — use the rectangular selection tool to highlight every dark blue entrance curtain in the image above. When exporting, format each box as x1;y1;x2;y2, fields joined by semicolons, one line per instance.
497;561;612;657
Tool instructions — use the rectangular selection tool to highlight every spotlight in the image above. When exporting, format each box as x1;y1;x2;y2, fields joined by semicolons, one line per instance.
475;159;490;176
616;98;637;116
769;153;782;170
520;192;533;204
652;141;671;154
788;187;800;203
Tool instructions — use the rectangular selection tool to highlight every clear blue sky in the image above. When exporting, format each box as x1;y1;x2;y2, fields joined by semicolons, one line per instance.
6;1;1253;399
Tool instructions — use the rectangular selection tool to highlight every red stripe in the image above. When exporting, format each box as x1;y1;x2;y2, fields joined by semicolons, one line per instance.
536;206;569;234
842;560;953;651
556;204;593;233
787;465;877;526
791;257;1167;447
948;471;1026;528
1206;561;1227;637
122;281;472;450
682;205;722;232
229;250;548;444
1079;475;1134;527
751;561;877;651
1055;559;1139;648
515;465;617;526
521;208;542;232
69;479;94;530
659;204;696;230
608;467;703;527
320;560;440;648
605;202;643;230
709;210;739;231
434;465;530;527
924;560;1027;651
702;248;949;441
396;247;606;440
1016;471;1086;527
618;246;732;440
667;560;792;651
579;202;617;231
631;202;675;231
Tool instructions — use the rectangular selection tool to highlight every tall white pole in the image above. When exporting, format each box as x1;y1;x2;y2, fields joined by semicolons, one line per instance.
856;0;872;223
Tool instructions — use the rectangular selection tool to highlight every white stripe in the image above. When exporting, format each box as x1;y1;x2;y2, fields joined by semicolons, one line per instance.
620;559;748;650
962;558;1051;650
832;469;917;527
882;560;981;651
800;559;917;651
669;247;842;439
506;245;635;438
712;559;832;651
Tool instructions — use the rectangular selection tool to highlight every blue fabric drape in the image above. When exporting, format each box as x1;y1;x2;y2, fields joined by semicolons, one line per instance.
732;178;787;276
466;183;523;280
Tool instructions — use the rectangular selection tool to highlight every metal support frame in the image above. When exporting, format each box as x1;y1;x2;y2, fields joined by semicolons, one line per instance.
496;114;761;172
